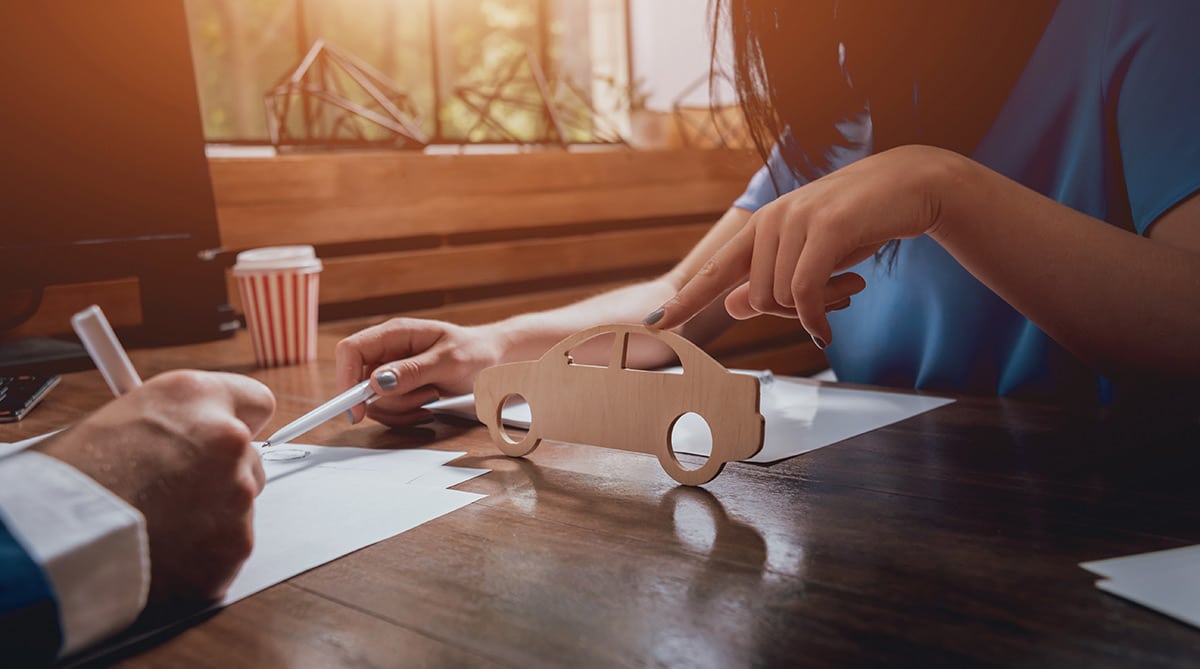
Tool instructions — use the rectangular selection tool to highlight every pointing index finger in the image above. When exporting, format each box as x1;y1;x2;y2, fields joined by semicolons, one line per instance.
648;223;755;330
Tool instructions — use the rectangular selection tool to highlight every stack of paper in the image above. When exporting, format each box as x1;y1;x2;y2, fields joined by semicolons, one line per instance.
1080;544;1200;629
225;443;488;604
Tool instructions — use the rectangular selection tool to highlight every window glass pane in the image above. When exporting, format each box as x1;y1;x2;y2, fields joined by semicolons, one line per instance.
185;0;628;145
582;0;631;141
435;0;545;143
184;0;300;141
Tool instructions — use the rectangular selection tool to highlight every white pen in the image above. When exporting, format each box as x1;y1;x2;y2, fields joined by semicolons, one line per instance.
71;305;142;397
3;306;142;457
262;379;377;448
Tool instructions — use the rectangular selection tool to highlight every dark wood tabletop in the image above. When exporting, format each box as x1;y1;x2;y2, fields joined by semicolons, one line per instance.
5;319;1199;668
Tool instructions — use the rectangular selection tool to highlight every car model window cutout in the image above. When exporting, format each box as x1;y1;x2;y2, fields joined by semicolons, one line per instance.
619;332;678;371
563;331;615;368
608;331;629;369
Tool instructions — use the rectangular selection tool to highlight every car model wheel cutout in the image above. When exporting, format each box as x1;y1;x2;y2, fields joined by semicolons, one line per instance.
495;392;539;456
662;411;727;485
665;412;715;471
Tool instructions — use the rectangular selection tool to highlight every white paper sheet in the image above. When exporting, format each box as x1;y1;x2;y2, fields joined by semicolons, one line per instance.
1081;544;1200;580
225;463;483;604
1080;544;1200;630
59;443;489;666
255;442;463;483
428;370;953;464
1096;570;1200;629
218;443;486;604
407;465;491;489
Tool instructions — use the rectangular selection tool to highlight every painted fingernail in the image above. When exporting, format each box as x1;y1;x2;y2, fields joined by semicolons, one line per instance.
811;334;827;351
345;409;356;425
643;308;665;325
374;369;398;390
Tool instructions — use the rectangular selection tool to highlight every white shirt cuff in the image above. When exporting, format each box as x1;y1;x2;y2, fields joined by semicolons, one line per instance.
0;450;150;656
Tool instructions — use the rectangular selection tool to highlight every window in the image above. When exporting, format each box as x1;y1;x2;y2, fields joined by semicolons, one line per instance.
184;0;629;146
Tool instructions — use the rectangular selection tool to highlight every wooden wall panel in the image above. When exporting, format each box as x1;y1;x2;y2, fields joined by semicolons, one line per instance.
223;223;710;311
210;149;760;249
4;147;827;376
208;148;758;324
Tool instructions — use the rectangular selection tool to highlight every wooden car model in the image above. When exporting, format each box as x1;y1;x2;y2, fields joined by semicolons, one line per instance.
474;323;764;485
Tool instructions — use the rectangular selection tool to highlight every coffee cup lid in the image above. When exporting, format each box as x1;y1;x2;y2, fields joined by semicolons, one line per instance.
233;245;322;273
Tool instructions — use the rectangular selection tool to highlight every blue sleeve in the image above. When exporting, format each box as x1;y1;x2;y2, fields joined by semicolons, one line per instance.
732;115;874;213
733;141;805;213
1105;0;1200;233
0;515;62;666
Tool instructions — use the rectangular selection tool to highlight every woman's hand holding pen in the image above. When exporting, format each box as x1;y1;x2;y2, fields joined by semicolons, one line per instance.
335;318;504;427
646;145;964;348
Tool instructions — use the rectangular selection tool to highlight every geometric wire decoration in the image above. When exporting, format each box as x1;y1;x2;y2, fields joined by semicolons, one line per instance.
453;48;628;148
265;39;427;150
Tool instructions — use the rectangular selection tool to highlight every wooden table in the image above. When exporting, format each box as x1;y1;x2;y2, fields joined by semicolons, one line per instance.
5;319;1199;668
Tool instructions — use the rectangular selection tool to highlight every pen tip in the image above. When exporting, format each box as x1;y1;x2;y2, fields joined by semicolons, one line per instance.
261;441;271;449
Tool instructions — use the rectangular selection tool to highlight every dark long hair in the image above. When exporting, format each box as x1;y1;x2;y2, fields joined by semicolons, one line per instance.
712;0;1058;184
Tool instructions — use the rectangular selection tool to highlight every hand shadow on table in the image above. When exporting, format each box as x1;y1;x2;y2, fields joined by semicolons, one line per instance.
455;452;770;582
58;599;219;669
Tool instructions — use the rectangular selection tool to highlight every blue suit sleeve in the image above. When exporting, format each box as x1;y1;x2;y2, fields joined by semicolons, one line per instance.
1105;0;1200;233
0;515;62;667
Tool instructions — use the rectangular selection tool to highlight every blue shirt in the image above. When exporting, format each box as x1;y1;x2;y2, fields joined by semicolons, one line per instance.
734;0;1200;402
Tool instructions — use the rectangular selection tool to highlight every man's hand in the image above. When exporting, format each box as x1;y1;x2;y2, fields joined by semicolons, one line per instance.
36;370;275;603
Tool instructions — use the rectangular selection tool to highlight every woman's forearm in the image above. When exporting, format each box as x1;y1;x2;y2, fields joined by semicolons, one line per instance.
484;278;681;367
481;208;751;368
932;154;1200;379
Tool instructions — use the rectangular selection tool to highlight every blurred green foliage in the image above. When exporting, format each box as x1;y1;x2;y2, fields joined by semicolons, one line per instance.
184;0;608;144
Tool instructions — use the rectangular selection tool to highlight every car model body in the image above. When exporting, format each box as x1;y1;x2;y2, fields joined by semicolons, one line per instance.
474;323;764;485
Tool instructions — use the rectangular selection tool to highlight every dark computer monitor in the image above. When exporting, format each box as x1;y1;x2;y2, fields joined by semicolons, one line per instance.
0;1;235;372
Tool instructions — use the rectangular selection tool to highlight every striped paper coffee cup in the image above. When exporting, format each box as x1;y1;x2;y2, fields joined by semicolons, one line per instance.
232;246;322;368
